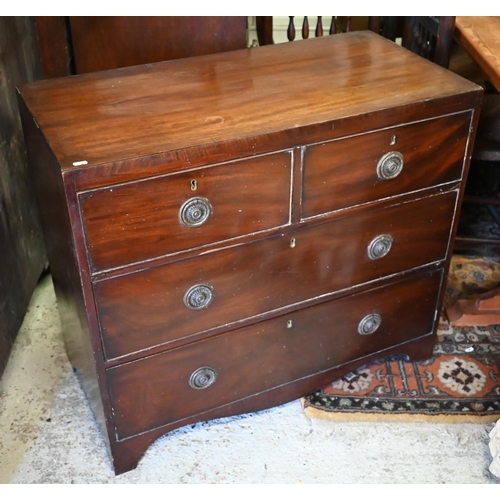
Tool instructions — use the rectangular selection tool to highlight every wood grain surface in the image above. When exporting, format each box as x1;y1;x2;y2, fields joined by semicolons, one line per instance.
455;17;500;92
69;17;247;74
18;32;479;170
107;268;442;440
302;112;470;217
80;152;291;272
96;192;456;360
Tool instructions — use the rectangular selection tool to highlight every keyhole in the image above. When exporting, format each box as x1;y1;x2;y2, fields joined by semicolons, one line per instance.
290;238;296;248
287;320;293;328
390;135;397;146
191;179;198;191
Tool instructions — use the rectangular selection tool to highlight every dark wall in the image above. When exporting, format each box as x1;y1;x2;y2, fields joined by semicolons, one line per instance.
0;16;48;377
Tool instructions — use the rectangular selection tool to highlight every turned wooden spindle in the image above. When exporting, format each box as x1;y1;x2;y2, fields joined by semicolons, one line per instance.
316;16;323;37
287;16;296;41
330;16;337;34
302;16;309;39
287;15;344;41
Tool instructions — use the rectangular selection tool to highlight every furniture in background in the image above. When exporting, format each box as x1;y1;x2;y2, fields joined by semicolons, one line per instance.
18;31;481;474
452;17;500;255
34;16;248;77
257;16;452;70
256;16;374;45
455;17;500;90
368;16;458;69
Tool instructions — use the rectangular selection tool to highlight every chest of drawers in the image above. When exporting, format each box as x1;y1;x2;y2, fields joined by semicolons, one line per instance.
18;32;482;474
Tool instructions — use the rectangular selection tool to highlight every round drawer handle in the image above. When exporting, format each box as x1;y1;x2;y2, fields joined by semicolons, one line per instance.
377;151;404;180
367;234;393;260
189;366;218;390
183;284;214;310
180;197;212;228
358;313;382;336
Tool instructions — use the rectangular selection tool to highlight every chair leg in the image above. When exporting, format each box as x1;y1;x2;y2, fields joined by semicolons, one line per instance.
447;287;500;326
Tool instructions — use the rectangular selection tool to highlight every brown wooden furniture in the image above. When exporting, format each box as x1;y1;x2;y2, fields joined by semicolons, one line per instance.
455;18;500;168
256;16;371;45
454;17;500;91
17;32;482;474
283;16;356;40
34;16;248;78
369;16;456;68
400;16;456;68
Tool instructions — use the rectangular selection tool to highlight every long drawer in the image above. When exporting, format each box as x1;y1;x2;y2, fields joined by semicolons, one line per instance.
302;112;470;218
107;268;442;439
80;151;292;272
95;191;456;360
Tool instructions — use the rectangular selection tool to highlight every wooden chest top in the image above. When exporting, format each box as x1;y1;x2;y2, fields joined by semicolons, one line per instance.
19;31;479;171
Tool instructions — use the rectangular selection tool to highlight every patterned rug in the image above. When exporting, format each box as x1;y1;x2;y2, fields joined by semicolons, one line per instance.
303;255;500;422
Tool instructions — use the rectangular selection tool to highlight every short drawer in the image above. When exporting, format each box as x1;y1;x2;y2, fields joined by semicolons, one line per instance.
95;191;456;360
302;112;470;218
80;151;292;272
107;268;442;439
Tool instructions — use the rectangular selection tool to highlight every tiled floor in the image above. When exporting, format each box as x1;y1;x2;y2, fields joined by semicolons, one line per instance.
1;274;499;483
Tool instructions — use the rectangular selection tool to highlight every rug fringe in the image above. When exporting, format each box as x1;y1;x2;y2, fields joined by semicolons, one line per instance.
303;402;500;424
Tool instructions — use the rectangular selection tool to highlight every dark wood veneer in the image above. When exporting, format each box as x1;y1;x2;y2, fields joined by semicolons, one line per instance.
68;17;248;74
18;32;482;474
19;33;478;170
108;331;438;475
80;152;292;272
96;192;456;360
108;268;442;440
303;112;470;217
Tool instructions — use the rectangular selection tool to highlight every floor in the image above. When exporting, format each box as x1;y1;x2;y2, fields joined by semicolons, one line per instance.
1;274;500;484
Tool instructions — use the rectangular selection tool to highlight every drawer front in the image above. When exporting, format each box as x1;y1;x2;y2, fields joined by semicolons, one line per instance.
302;113;470;218
107;269;442;439
96;191;456;360
80;152;292;272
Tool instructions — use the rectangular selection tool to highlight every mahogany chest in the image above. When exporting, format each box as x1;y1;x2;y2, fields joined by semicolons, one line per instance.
18;32;482;474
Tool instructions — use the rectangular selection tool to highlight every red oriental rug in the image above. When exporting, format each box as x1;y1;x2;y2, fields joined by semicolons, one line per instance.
303;255;500;422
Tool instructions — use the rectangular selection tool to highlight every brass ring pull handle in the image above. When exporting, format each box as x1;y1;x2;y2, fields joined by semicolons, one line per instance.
180;197;212;227
367;234;393;260
377;151;404;180
183;284;214;310
189;366;218;390
358;313;382;335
